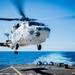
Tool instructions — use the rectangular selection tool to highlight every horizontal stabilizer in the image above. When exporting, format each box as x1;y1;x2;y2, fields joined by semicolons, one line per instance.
0;43;7;47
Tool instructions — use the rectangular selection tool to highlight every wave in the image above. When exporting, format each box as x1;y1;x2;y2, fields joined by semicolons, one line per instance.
33;53;75;65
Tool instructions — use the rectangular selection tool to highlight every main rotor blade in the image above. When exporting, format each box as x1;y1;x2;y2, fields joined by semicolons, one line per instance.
0;17;37;21
0;18;19;21
37;15;75;21
57;16;75;19
12;0;25;17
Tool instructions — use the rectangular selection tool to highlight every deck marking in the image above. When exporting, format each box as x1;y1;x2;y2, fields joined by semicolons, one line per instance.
5;73;10;75
11;66;24;75
0;67;10;72
0;73;2;74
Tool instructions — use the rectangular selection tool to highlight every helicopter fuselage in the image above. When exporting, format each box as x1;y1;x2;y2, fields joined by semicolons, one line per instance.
10;21;50;49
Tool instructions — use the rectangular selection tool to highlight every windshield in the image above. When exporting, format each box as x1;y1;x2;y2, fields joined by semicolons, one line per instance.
29;22;45;26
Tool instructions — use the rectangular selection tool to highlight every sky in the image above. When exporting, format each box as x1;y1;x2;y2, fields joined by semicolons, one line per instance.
0;0;75;51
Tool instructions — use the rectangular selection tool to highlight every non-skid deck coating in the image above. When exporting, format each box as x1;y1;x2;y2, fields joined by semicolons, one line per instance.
0;64;75;75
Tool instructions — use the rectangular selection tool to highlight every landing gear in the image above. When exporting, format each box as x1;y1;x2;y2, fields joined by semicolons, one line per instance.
37;44;42;50
15;44;19;50
14;51;18;54
14;44;19;54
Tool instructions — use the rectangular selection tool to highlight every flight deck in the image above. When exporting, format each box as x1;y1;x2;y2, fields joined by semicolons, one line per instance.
0;64;75;75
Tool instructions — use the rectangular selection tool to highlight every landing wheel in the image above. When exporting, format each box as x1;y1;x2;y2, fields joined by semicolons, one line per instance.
15;44;19;50
37;45;42;50
14;51;18;54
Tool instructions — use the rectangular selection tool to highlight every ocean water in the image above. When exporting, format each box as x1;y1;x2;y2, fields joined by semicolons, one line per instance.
0;51;75;69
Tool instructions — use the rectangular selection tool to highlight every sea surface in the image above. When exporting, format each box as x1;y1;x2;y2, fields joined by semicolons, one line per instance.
0;51;75;69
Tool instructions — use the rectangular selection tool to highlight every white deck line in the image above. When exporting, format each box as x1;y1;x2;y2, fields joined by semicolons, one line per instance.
0;67;10;72
11;66;25;75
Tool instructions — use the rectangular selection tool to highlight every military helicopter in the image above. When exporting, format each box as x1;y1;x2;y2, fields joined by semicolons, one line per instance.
0;0;50;54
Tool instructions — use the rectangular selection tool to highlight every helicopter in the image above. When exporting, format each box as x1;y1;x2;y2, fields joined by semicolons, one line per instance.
0;0;50;54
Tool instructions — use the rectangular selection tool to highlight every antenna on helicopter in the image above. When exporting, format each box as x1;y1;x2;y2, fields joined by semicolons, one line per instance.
5;33;9;40
4;29;9;40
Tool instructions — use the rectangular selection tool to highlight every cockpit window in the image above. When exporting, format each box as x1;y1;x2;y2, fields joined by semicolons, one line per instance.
35;22;40;25
29;22;36;26
29;22;45;26
40;23;45;26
